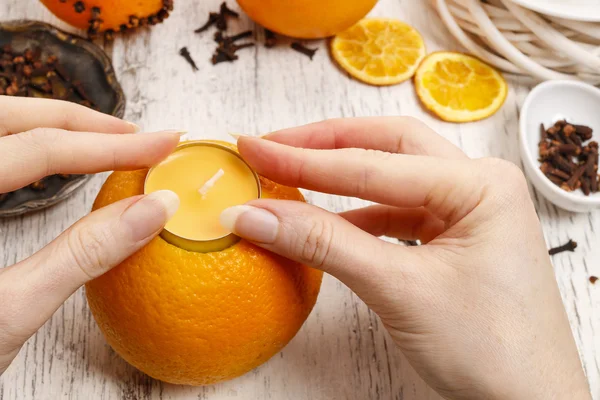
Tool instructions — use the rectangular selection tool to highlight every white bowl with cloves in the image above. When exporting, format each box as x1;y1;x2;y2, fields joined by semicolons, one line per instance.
519;80;600;213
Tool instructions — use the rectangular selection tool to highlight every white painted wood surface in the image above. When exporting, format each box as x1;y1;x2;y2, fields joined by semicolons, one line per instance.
0;0;598;399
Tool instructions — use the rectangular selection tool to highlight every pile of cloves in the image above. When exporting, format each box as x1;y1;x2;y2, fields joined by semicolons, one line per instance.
188;2;255;66
0;45;96;109
212;30;255;65
539;120;598;195
0;45;85;198
180;2;319;68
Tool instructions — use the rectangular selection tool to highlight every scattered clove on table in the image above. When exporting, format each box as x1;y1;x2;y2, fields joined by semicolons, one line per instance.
538;121;599;195
194;2;239;33
548;239;578;256
195;13;220;33
291;42;318;60
179;47;199;71
264;28;277;48
190;2;321;66
192;2;255;65
212;31;255;65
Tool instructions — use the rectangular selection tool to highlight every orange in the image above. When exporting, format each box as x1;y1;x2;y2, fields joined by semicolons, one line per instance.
331;18;426;86
414;52;508;123
86;144;323;385
39;0;172;37
237;0;378;39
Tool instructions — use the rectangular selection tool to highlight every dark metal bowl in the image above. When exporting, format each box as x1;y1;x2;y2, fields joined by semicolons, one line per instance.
0;20;126;218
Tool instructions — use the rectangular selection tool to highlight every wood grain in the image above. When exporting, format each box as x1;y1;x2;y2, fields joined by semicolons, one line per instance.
0;0;598;399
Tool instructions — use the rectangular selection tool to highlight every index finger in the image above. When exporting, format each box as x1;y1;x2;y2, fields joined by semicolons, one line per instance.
0;129;181;193
238;137;482;224
263;117;467;159
0;96;138;137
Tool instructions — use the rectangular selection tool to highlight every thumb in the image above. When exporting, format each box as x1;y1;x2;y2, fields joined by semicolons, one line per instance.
0;190;179;349
220;199;402;299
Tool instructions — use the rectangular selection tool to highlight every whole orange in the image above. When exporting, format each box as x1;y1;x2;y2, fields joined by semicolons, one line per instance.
86;156;323;385
237;0;378;39
39;0;172;37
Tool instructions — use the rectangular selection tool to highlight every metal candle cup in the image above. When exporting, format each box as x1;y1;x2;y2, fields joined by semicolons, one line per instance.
144;141;261;253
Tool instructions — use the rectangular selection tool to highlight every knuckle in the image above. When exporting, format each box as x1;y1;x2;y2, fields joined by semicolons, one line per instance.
54;100;79;127
396;116;424;128
481;158;527;189
66;225;115;279
348;148;391;197
297;218;335;269
19;127;60;144
477;158;530;205
16;128;63;175
321;117;344;132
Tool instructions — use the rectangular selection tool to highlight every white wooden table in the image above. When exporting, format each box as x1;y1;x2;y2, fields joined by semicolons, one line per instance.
1;1;598;399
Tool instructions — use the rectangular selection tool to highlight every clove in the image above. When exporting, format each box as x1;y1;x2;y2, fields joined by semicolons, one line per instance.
574;124;593;141
562;165;585;191
214;30;253;46
540;162;570;181
195;12;220;33
219;2;239;18
29;180;46;191
179;47;199;71
265;29;277;48
548;240;577;256
291;42;318;60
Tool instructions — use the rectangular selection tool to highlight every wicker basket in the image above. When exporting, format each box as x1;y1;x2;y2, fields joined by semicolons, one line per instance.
430;0;600;84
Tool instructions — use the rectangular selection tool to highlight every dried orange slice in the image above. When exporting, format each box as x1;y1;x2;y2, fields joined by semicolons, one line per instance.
331;18;426;86
414;52;508;123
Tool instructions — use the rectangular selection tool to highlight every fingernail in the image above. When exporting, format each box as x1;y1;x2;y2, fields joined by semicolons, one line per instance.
121;190;180;241
157;130;188;141
229;132;245;141
220;205;279;243
229;132;264;141
160;129;187;136
125;121;141;133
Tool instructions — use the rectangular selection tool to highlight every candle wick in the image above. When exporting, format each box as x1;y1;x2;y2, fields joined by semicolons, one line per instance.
198;169;225;198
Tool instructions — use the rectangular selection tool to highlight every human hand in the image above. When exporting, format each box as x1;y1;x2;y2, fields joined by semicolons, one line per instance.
221;118;591;400
0;97;180;375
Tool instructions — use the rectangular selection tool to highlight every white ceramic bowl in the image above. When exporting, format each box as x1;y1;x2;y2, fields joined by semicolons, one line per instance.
519;80;600;213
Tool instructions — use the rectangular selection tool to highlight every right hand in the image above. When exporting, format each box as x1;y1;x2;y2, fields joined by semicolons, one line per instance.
220;117;591;400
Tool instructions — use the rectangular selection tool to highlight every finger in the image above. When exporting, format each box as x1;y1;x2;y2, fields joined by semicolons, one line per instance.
0;190;179;345
263;117;467;159
238;137;482;224
220;200;411;302
0;96;139;137
339;205;446;243
0;130;181;192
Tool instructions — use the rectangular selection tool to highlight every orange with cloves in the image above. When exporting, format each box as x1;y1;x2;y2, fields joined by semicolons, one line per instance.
39;0;173;39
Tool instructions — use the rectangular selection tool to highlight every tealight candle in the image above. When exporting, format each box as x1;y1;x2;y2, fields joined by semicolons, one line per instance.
144;141;261;252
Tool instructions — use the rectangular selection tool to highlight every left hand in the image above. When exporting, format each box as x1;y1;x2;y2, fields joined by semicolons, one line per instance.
0;97;181;375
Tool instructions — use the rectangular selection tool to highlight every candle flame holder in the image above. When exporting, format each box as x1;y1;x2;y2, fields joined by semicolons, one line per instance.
144;140;261;253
